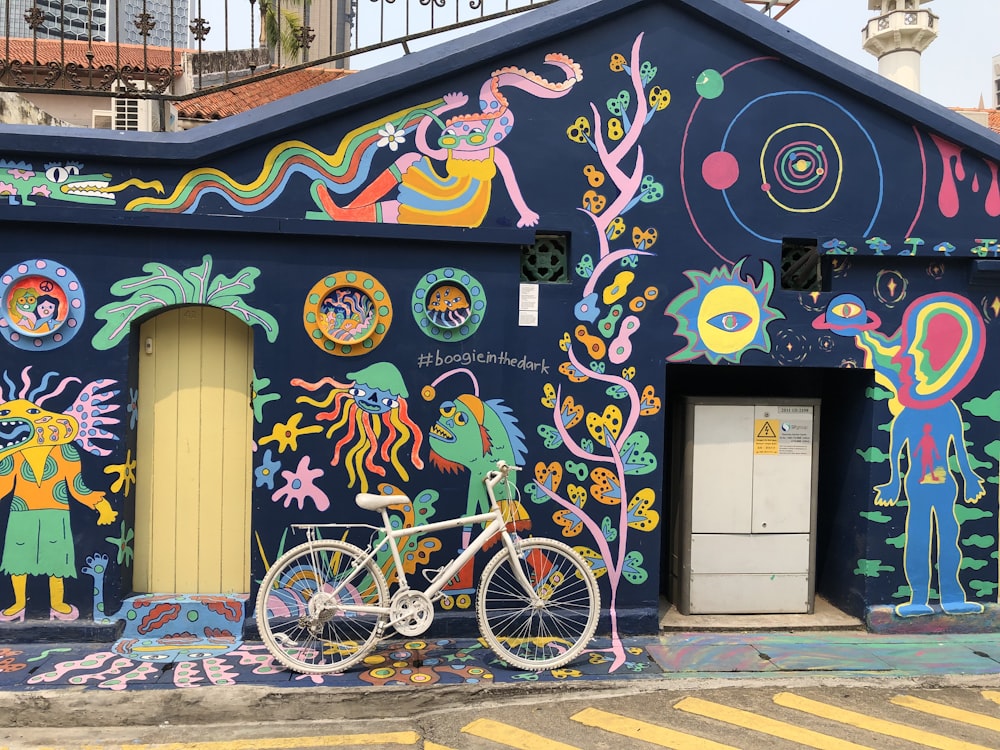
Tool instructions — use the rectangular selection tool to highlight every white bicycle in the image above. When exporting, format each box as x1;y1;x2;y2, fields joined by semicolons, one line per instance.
255;461;601;674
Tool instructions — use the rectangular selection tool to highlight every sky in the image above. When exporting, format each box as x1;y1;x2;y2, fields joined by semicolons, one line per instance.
198;0;999;108
771;0;998;108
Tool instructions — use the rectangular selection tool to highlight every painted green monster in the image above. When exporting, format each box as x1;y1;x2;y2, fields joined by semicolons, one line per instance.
423;371;528;607
0;160;161;207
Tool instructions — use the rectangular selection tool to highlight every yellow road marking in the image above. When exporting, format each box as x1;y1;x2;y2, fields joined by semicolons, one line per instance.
892;695;1000;733
462;718;581;749
981;691;1000;707
25;733;421;750
675;696;874;750
572;707;738;749
774;692;997;750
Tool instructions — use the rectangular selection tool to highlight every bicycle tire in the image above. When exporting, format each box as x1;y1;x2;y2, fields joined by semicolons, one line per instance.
476;537;600;671
256;539;389;674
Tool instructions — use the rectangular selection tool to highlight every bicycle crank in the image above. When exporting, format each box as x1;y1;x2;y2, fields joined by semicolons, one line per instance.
389;590;434;637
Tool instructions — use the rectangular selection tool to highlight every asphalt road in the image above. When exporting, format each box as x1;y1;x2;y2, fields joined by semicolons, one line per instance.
5;683;1000;749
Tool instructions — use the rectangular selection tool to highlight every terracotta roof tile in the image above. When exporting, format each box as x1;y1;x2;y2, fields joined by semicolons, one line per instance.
2;37;187;74
990;109;1000;135
177;67;353;120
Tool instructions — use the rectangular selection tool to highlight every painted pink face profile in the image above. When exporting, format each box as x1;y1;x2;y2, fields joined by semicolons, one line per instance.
889;294;984;410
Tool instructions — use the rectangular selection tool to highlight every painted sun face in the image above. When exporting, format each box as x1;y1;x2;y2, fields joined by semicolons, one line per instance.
695;284;760;356
666;259;784;364
0;398;80;461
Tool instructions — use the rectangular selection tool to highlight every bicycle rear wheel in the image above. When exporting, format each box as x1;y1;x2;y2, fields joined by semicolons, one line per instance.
477;537;600;671
256;539;388;674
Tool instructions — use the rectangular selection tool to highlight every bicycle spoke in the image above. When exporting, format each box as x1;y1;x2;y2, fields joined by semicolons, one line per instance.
256;540;388;674
477;538;599;671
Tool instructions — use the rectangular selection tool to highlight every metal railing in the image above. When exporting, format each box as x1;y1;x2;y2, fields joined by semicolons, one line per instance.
0;0;804;106
0;0;554;101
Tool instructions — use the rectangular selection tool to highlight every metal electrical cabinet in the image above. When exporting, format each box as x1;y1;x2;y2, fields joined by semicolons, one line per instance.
675;397;820;614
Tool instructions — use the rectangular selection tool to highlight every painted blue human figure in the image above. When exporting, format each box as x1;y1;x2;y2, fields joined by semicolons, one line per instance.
813;292;987;617
874;402;985;616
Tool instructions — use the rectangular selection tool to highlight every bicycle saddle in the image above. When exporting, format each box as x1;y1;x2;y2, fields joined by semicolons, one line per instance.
355;492;410;511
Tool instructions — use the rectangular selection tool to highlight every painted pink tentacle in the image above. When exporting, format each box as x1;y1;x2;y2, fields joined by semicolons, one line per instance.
291;376;351;392
565;343;642;445
608;33;649;165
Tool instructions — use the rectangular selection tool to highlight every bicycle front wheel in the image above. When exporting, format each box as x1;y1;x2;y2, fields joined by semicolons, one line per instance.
477;537;600;671
256;539;389;674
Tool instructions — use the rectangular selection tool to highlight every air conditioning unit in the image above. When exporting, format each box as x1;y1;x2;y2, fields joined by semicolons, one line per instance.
111;82;159;131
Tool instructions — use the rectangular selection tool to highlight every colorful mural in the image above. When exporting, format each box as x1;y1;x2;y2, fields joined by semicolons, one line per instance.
0;370;120;622
530;33;666;671
0;259;86;351
126;53;582;228
91;255;279;350
0;0;998;668
422;368;528;606
815;292;990;617
0;160;161;207
290;363;425;493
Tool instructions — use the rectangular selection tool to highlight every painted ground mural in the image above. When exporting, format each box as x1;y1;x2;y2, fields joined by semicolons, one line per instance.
0;0;997;688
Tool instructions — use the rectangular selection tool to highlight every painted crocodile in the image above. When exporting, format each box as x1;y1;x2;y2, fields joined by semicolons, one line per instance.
0;160;162;206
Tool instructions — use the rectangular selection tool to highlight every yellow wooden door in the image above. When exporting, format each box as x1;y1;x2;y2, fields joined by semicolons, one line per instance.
134;306;253;594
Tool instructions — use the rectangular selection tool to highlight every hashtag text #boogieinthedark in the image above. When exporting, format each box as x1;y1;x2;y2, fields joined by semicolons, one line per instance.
417;349;549;373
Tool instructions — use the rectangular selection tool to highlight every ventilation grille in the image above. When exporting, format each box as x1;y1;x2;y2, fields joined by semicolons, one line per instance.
521;234;569;284
781;238;822;291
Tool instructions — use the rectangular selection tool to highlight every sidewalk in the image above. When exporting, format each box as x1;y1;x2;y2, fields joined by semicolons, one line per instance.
0;629;998;691
0;629;998;728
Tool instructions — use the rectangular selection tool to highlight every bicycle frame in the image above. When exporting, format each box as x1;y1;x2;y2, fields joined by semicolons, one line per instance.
289;468;539;623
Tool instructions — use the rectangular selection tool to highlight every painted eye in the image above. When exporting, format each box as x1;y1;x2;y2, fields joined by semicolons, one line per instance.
832;301;864;319
707;311;752;333
44;166;69;183
454;412;468;426
65;164;80;176
440;403;456;418
349;386;367;399
381;397;398;409
0;410;8;417
26;408;39;414
467;131;486;145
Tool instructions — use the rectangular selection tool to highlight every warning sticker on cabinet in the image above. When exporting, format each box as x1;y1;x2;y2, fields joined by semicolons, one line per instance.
754;419;779;455
755;417;812;455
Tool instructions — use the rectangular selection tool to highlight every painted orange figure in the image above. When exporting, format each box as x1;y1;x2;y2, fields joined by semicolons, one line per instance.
0;377;120;622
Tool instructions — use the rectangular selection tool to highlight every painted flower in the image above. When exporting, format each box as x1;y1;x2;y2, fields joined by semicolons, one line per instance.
377;123;405;151
0;182;15;195
105;521;135;566
273;455;330;512
255;449;281;490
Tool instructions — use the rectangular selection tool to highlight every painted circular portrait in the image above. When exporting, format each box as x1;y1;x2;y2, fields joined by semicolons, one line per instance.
0;259;84;350
304;271;392;356
411;268;486;342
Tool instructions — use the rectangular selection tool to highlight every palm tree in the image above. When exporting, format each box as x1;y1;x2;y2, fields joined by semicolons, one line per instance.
257;0;311;64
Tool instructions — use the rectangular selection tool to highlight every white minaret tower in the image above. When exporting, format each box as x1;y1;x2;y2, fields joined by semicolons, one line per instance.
862;0;939;94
